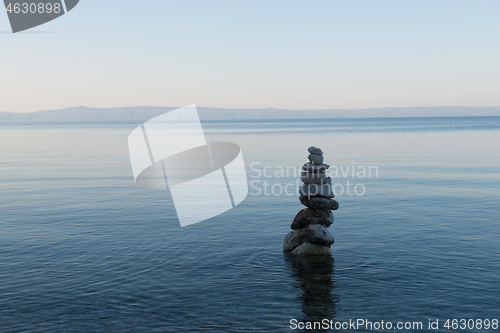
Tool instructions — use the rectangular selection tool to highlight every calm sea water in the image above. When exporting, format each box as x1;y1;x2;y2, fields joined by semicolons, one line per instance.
1;117;499;332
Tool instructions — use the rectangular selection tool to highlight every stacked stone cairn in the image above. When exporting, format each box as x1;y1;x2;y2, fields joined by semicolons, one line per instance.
283;146;339;255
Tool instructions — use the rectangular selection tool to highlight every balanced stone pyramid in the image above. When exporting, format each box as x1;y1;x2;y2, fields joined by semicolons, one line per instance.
283;146;339;255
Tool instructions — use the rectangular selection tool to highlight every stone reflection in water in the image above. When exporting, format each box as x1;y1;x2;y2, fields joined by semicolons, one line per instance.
285;253;337;327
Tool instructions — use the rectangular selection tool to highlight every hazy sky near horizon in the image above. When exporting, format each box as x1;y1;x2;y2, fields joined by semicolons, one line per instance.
1;0;500;113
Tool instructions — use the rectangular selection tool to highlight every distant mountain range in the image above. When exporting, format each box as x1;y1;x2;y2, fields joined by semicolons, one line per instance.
1;106;500;121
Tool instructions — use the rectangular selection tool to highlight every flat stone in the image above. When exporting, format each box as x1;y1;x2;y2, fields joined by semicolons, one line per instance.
299;196;339;210
300;171;328;184
302;162;330;172
292;242;331;255
321;210;334;228
283;229;303;252
299;183;334;198
291;208;334;229
308;153;323;165
307;146;323;155
299;224;334;246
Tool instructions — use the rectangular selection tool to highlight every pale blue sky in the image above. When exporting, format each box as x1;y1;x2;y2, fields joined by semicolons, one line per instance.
1;0;499;113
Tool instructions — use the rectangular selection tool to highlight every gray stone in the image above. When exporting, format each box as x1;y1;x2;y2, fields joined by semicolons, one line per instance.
321;210;334;228
300;171;328;184
292;242;331;255
302;162;330;172
308;153;323;165
291;208;334;229
307;146;323;155
299;183;334;198
299;224;334;246
299;196;339;210
283;229;303;252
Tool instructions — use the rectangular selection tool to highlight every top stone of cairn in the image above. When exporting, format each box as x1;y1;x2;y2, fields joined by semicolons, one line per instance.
308;146;323;155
